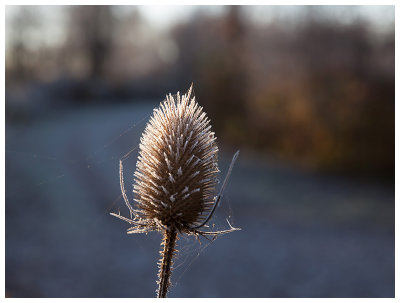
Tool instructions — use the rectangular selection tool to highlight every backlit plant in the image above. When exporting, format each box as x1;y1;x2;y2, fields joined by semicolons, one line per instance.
111;85;240;297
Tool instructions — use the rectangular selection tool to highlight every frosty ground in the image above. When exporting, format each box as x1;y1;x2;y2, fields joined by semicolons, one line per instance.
5;101;394;297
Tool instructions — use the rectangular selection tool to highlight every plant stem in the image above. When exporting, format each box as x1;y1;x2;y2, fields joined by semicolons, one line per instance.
157;227;178;298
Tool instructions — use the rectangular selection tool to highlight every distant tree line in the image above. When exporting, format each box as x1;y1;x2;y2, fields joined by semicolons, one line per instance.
6;6;394;178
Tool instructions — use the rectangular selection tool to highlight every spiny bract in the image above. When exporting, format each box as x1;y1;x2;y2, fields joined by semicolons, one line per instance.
133;86;219;232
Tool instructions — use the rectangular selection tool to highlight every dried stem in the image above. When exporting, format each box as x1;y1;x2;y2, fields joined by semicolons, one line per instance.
157;228;178;298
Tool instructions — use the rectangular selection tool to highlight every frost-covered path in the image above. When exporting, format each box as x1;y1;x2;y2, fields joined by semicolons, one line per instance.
5;101;394;297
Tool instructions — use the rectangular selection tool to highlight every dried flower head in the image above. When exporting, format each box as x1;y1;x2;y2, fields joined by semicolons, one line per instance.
111;85;239;297
134;86;219;232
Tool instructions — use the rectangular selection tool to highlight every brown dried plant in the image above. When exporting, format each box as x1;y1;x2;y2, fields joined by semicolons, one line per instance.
111;85;240;298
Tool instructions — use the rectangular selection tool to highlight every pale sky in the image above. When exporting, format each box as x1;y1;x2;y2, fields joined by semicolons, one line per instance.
5;5;395;50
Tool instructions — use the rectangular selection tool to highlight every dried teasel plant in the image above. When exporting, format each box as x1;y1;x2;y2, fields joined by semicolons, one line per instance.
111;85;240;298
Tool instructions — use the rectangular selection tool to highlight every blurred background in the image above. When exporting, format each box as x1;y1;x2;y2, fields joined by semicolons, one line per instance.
5;5;394;298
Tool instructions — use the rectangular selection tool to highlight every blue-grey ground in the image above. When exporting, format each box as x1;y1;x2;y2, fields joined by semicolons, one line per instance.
5;101;394;297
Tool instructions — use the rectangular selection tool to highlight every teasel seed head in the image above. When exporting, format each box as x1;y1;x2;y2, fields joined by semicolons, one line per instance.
133;86;219;232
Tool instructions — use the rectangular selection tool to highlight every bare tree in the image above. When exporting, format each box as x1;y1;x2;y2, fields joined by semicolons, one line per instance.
64;6;115;79
6;7;40;82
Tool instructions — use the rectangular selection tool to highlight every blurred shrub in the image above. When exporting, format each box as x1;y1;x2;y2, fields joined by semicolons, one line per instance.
171;7;394;179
